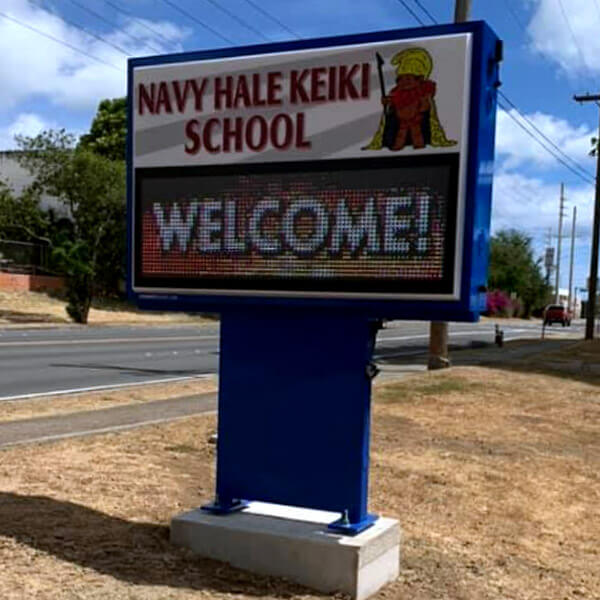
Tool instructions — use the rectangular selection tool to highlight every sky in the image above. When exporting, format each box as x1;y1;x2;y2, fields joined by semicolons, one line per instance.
0;0;598;296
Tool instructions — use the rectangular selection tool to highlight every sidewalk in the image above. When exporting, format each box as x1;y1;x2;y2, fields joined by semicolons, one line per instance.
0;392;217;449
0;339;583;450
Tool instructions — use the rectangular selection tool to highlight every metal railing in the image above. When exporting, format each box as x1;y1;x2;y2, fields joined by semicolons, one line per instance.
0;239;51;274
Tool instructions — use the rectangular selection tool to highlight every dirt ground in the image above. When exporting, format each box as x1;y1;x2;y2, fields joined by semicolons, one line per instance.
0;346;599;599
0;376;218;423
0;290;214;325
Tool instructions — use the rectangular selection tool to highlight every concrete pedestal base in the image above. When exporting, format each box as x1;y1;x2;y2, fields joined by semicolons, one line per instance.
171;502;400;600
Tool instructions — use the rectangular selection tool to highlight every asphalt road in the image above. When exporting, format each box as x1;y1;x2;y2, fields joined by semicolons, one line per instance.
0;319;584;400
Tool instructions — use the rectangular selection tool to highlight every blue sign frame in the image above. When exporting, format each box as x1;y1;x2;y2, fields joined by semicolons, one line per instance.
127;22;500;535
127;20;501;322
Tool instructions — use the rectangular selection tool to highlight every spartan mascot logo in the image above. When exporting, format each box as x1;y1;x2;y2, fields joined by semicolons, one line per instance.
364;47;456;151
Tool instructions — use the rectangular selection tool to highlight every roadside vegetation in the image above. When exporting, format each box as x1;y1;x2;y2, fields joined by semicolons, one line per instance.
0;289;211;327
486;229;552;318
1;99;127;324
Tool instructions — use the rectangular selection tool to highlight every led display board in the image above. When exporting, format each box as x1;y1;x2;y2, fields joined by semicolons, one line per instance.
128;22;501;319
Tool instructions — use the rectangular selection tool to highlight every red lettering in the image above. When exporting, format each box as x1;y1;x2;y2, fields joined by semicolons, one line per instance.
311;67;327;102
328;67;337;101
295;113;311;149
338;64;360;100
252;73;266;106
190;78;209;111
138;83;155;115
223;117;244;152
361;63;371;98
203;118;221;153
290;70;310;103
267;72;283;105
245;115;269;151
184;119;201;154
214;76;233;109
172;80;190;113
270;113;294;149
156;81;173;113
233;75;251;108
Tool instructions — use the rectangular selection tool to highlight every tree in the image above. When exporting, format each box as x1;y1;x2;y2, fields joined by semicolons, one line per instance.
16;130;126;323
0;179;49;244
79;98;127;161
488;229;550;317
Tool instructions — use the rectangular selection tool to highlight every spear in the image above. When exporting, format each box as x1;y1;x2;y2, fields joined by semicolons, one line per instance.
376;52;386;98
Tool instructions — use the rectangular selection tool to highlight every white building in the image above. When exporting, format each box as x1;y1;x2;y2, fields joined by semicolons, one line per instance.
0;151;67;216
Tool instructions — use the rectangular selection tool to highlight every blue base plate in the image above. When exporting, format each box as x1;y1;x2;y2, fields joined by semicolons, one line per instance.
327;513;378;535
201;499;250;515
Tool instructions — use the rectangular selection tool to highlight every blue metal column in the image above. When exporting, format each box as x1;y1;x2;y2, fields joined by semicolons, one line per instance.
202;307;378;534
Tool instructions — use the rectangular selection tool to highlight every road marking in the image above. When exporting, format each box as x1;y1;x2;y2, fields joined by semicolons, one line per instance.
0;374;213;403
0;410;218;449
0;335;219;347
378;329;494;343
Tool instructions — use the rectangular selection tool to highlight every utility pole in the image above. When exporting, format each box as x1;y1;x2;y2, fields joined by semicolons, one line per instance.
568;205;576;313
544;227;554;286
555;183;565;304
429;0;472;369
574;93;600;340
454;0;472;22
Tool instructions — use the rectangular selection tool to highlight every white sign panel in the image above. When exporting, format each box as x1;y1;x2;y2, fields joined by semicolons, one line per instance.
133;34;471;168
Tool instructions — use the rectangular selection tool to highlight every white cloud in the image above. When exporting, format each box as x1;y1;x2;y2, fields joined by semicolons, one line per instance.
492;170;596;288
0;113;55;150
495;108;595;172
526;0;600;78
125;18;188;47
0;0;189;111
492;171;595;238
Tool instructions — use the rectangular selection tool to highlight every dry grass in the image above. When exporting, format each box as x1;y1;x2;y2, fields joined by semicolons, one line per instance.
0;377;218;423
0;290;214;326
0;361;599;599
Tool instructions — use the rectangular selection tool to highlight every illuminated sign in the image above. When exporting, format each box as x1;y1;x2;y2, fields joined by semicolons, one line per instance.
137;156;457;296
128;23;501;316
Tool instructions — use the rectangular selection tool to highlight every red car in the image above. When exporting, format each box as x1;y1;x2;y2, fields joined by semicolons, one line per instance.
544;304;572;327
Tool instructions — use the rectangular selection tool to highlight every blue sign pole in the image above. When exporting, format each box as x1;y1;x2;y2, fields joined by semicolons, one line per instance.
202;307;378;533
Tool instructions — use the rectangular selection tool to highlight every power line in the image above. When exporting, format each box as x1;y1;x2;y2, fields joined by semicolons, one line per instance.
399;0;595;185
102;0;179;50
502;0;528;32
498;91;596;181
498;99;596;185
32;0;131;57
412;0;437;25
556;0;598;91
240;0;301;39
0;10;120;70
499;183;541;207
63;0;163;54
160;0;235;45
200;0;272;42
501;0;580;98
396;0;425;26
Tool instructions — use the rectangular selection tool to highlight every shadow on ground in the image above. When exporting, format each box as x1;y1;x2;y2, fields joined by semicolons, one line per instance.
49;363;205;376
0;309;67;324
377;338;600;387
0;492;310;596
